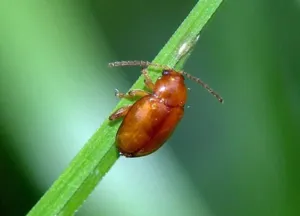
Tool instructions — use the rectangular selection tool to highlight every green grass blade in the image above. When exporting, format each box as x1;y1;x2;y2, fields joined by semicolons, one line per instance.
27;0;223;215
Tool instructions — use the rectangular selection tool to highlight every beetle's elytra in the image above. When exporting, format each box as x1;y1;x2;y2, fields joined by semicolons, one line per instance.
108;61;223;158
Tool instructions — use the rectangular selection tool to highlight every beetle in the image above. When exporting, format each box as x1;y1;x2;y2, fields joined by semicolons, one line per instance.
108;61;223;157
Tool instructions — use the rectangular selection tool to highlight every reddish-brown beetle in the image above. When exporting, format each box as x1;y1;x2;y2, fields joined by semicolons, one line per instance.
108;61;223;157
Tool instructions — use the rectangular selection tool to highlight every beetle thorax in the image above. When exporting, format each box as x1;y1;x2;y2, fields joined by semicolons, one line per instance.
153;73;187;107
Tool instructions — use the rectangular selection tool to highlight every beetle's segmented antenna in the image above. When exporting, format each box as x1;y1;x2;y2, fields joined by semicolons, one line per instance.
108;61;172;70
108;60;223;103
109;61;151;68
181;71;224;103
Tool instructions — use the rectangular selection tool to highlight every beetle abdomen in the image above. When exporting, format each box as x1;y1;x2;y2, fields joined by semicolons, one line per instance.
116;96;184;157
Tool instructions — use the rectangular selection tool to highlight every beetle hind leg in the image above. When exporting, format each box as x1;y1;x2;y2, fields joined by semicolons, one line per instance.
109;105;132;121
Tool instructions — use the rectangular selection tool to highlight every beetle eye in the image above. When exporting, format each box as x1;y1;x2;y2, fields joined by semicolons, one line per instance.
162;70;170;75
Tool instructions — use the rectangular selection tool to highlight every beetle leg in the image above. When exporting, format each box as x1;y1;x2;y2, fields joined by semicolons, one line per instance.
141;69;154;91
115;89;149;99
119;152;135;157
109;105;132;121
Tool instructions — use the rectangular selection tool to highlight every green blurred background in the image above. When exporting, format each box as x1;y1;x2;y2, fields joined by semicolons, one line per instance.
0;0;299;215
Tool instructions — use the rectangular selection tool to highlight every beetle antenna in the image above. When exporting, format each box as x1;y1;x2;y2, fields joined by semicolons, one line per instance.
108;61;172;70
180;71;223;103
108;61;223;103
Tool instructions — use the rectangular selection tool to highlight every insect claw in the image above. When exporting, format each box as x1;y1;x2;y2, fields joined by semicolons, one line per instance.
119;151;134;157
114;89;120;97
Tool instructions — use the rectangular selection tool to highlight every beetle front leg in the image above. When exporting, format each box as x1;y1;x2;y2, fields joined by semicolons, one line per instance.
141;69;154;91
109;105;132;121
115;89;150;99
